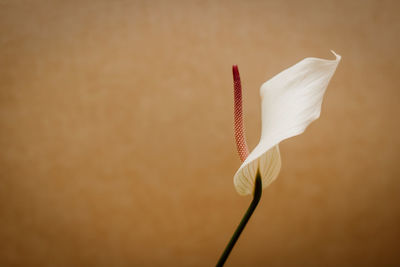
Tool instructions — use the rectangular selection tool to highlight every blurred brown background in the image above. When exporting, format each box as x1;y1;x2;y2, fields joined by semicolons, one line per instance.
0;0;399;266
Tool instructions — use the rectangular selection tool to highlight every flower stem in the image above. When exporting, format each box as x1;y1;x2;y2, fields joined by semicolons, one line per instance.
216;170;262;267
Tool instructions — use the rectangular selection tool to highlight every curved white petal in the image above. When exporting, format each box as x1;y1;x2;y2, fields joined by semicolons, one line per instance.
234;51;341;195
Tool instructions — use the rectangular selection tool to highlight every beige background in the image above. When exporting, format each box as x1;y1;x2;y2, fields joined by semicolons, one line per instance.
1;0;399;266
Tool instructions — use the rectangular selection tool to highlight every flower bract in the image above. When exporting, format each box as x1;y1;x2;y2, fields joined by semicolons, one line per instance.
234;51;341;195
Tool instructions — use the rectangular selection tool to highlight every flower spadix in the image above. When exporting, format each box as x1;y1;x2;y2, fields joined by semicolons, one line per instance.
233;51;341;196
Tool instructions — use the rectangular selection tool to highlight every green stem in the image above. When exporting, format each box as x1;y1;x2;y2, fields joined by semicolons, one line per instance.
216;170;263;267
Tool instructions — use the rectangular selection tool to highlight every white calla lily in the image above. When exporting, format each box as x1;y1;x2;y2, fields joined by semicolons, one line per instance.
234;51;341;195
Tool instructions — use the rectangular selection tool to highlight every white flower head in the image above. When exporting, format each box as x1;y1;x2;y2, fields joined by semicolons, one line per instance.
233;51;341;195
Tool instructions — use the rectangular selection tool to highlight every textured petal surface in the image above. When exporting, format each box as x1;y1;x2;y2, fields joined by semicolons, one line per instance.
234;51;341;195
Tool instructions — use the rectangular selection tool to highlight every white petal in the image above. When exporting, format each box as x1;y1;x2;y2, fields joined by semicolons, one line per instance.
234;51;341;195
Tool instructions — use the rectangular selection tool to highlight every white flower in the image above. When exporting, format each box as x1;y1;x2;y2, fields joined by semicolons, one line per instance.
233;51;341;195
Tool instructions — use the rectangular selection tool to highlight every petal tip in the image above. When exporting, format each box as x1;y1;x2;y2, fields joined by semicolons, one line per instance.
330;50;341;61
